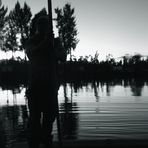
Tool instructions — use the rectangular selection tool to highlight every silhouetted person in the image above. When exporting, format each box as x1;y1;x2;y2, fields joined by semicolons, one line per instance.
25;15;66;148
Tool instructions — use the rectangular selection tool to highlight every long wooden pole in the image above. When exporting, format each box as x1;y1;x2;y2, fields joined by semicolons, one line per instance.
47;0;62;147
47;0;54;42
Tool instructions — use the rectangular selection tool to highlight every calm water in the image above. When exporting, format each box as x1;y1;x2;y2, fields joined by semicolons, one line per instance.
0;79;148;147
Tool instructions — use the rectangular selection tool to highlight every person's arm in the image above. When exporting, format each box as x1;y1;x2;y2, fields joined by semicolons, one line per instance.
25;35;50;59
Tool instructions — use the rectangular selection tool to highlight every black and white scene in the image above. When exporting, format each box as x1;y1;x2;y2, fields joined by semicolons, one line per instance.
0;0;148;148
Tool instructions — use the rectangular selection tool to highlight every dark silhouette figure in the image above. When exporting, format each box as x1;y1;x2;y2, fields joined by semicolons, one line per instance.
25;16;65;148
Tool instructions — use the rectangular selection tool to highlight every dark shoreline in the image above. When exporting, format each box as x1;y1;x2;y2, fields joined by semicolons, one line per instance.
12;139;148;148
0;59;148;83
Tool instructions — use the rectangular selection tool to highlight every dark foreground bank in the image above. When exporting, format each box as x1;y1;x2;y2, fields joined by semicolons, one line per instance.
12;139;148;148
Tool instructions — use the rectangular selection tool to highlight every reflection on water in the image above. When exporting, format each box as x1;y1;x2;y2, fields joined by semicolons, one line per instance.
60;83;79;139
0;84;28;148
0;105;28;148
0;79;148;147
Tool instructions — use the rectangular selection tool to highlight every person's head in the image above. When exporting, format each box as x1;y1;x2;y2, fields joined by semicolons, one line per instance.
36;16;49;34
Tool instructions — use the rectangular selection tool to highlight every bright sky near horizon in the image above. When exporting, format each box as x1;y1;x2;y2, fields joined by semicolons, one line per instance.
1;0;148;60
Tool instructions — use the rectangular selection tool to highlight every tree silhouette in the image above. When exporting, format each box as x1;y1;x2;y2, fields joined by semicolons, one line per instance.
9;1;32;59
55;3;79;60
0;0;7;30
1;1;32;59
0;0;7;50
2;11;18;58
131;54;142;64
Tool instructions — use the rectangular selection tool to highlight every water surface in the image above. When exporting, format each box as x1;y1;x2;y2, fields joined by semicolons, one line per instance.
0;79;148;147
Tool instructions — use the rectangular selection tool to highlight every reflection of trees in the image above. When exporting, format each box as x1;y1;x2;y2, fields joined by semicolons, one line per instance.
0;110;6;148
0;83;28;147
0;83;26;106
11;87;24;105
130;79;144;96
3;105;28;140
60;83;79;140
104;81;114;96
73;81;87;93
1;105;28;146
0;83;28;146
123;79;130;88
92;81;99;102
63;79;146;100
96;80;114;97
106;82;111;96
103;79;145;97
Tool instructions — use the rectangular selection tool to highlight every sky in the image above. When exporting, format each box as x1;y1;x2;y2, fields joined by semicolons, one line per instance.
1;0;148;60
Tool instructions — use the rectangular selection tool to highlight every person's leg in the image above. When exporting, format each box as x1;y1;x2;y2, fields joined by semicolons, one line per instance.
28;99;41;148
41;84;57;147
41;111;56;147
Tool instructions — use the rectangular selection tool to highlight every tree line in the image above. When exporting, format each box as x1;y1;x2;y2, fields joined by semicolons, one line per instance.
61;53;148;81
0;0;78;60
